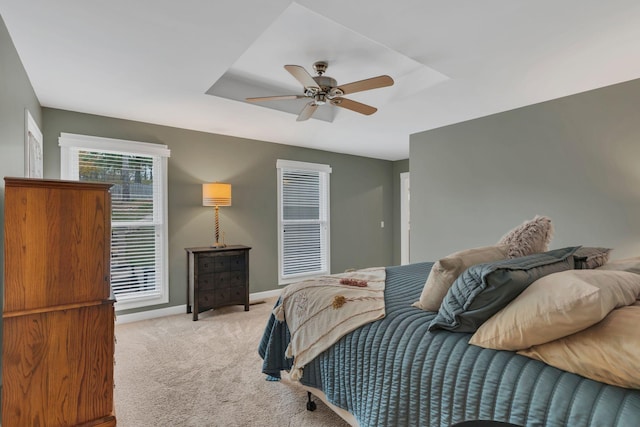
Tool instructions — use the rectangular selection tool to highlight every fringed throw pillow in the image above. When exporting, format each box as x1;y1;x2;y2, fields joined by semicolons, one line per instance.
497;215;554;258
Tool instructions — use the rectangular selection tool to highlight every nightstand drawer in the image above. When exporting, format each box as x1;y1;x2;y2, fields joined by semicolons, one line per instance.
198;288;245;308
198;289;220;308
197;273;216;290
228;287;246;304
218;271;246;288
198;255;229;272
228;254;246;271
197;272;245;290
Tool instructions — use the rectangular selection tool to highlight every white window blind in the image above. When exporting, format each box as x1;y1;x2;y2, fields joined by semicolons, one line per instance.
60;133;170;310
277;159;331;284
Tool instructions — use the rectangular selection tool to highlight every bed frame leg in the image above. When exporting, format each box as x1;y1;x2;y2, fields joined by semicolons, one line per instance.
306;391;317;411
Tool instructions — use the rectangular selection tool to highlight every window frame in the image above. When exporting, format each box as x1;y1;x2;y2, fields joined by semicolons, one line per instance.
24;109;43;178
276;159;331;285
59;133;171;311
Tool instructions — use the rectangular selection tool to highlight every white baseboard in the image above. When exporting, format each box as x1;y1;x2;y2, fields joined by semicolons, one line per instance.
249;288;282;301
116;304;187;324
115;289;282;325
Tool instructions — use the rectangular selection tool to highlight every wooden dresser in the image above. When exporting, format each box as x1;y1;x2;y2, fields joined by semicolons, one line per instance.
185;245;251;321
2;178;117;427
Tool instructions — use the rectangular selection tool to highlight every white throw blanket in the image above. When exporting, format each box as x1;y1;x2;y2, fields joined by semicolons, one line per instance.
273;267;386;380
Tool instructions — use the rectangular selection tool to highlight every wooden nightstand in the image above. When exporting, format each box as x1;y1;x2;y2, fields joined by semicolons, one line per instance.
185;245;251;321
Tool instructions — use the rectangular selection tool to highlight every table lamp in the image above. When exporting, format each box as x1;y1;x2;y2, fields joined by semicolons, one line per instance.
202;182;232;247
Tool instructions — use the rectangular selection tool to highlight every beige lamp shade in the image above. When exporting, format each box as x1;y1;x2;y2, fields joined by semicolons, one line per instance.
202;182;232;207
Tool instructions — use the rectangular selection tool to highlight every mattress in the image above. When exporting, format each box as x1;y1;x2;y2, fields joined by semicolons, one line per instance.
259;262;640;426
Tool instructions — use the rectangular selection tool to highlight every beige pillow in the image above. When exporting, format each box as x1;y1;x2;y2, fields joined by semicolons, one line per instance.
497;215;554;258
597;256;640;275
469;269;640;351
412;245;508;312
518;302;640;389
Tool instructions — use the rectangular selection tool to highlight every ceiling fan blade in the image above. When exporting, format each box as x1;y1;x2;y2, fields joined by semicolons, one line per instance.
246;95;305;102
337;75;394;95
330;98;377;115
285;65;319;89
297;102;318;121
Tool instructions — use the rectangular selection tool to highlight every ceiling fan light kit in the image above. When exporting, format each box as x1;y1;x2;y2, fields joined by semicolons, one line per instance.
246;61;394;121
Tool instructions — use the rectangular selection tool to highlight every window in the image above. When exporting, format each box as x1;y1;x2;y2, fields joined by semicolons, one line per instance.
277;159;331;284
60;133;170;310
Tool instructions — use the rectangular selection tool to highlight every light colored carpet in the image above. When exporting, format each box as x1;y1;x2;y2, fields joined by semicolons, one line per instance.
114;297;350;427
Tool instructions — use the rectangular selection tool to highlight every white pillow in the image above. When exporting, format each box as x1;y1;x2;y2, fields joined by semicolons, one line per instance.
469;269;640;351
412;245;508;312
597;256;640;275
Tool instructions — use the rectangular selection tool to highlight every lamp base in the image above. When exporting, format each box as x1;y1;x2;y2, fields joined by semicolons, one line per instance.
211;206;227;248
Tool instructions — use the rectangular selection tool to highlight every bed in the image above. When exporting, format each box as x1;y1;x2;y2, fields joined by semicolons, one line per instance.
259;258;640;426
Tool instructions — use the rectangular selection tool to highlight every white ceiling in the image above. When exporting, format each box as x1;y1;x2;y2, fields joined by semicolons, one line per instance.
2;0;640;160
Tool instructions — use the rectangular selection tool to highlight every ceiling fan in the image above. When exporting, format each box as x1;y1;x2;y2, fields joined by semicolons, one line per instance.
246;61;394;122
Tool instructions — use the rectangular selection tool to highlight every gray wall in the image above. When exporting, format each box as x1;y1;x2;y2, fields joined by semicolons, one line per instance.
42;108;397;314
0;13;42;386
410;78;640;263
0;15;41;174
0;15;42;304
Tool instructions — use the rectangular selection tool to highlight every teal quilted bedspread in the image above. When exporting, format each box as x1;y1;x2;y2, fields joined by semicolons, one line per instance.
259;262;640;427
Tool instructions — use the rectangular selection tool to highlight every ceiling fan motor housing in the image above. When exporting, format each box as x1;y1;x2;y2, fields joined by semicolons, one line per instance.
306;75;342;101
314;75;337;91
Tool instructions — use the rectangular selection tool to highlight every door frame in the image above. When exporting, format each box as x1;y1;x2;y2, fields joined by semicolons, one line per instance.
400;172;410;265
